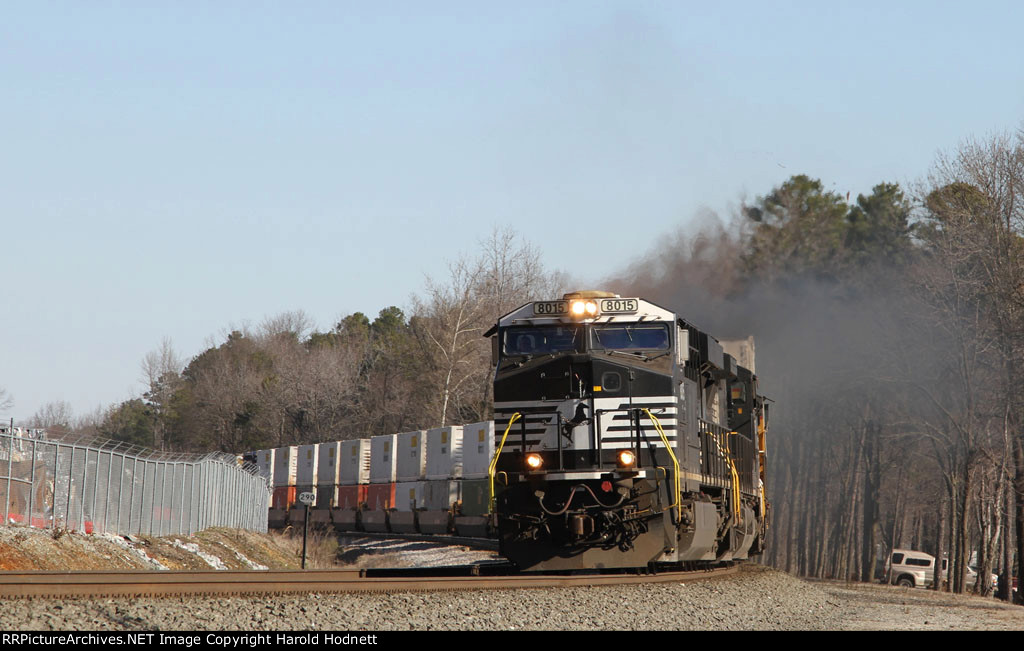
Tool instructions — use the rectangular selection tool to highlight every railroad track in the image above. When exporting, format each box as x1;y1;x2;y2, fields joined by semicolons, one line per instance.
0;563;737;599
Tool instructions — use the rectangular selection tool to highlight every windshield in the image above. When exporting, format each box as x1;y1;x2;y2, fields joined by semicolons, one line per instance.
503;326;583;356
591;323;670;351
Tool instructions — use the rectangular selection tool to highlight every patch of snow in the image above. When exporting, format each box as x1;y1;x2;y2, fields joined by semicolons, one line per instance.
216;541;268;570
97;532;169;570
173;539;228;570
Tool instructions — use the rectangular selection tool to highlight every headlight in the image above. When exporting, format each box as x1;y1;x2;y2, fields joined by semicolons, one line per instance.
570;300;598;318
525;453;544;470
618;449;636;467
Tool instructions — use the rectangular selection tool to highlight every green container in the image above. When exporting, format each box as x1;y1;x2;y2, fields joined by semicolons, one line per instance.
460;478;505;517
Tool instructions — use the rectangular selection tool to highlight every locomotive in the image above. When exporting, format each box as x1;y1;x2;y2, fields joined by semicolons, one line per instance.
487;291;769;571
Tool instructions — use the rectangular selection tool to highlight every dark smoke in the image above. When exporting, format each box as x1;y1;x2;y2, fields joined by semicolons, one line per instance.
602;210;932;573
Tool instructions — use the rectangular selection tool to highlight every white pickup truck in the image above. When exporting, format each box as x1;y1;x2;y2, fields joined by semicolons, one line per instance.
886;549;997;590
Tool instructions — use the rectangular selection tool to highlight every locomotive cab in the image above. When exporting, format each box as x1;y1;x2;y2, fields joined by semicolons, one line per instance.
487;291;768;572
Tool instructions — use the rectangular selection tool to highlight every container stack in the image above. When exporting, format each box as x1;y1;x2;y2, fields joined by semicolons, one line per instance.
420;426;464;534
288;443;320;526
392;430;427;533
268;445;298;528
258;418;505;539
313;441;341;526
364;434;398;532
333;438;371;531
456;421;497;537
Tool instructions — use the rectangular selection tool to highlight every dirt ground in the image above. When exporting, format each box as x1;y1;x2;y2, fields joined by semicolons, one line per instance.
0;523;320;571
0;523;495;572
819;579;1024;630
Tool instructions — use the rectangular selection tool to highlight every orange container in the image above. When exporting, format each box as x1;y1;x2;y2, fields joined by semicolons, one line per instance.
272;486;297;510
337;485;369;509
366;483;396;511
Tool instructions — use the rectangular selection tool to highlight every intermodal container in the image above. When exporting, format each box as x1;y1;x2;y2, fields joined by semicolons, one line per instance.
395;430;427;482
461;421;495;479
426;426;463;479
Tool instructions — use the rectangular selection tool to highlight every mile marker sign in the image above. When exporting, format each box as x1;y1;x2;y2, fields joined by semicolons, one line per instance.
298;492;316;507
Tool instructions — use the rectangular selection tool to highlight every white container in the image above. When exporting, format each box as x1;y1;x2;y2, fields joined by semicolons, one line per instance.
426;426;463;480
424;480;461;510
256;449;275;482
297;443;320;486
369;434;398;484
395;430;427;482
393;481;427;511
317;441;342;487
461;421;496;479
273;446;298;487
340;438;371;485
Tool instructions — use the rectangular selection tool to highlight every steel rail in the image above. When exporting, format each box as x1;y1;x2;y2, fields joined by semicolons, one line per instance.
0;564;737;600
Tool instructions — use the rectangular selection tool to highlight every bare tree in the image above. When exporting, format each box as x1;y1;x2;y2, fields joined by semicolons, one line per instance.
27;401;75;437
411;227;565;427
141;337;185;449
915;129;1024;597
412;259;490;427
0;387;12;415
258;310;315;342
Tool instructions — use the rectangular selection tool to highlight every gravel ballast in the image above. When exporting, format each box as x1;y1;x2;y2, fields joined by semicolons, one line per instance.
0;526;1021;630
4;564;1022;631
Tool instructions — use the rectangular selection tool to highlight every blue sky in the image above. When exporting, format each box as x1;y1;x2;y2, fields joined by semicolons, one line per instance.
2;1;1022;422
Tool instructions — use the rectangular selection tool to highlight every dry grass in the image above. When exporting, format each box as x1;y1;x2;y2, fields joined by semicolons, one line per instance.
272;525;342;569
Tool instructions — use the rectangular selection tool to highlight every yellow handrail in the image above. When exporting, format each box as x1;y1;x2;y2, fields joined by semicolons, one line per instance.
488;412;522;513
725;432;742;524
641;408;680;521
757;408;769;524
706;425;742;524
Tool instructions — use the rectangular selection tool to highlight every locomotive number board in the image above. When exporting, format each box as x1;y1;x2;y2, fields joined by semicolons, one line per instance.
599;298;639;314
533;300;569;315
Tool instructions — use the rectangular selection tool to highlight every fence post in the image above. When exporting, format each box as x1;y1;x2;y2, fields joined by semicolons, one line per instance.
128;457;137;534
5;431;14;524
178;463;186;536
28;438;37;529
65;445;74;531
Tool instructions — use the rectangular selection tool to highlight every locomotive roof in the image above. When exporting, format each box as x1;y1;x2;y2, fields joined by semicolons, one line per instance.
495;295;677;328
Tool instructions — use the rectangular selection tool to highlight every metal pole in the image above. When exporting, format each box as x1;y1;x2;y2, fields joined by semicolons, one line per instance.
28;438;37;528
301;503;309;569
127;456;137;534
179;462;186;535
48;441;57;531
65;445;74;531
103;451;113;534
185;463;193;536
159;461;167;536
80;446;89;532
90;450;99;533
115;453;124;534
141;461;149;535
199;462;207;532
5;430;14;524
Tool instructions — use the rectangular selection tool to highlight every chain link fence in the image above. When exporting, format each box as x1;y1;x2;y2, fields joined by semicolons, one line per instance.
0;428;270;536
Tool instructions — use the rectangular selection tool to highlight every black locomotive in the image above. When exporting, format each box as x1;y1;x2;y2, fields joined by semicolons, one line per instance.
486;291;769;571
